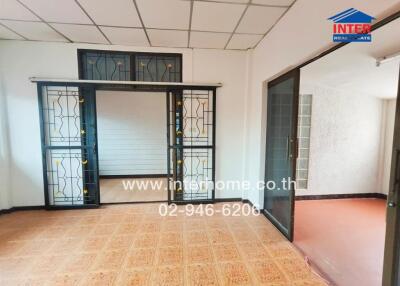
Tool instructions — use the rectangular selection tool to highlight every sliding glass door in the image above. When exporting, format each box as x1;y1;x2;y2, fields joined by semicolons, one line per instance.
263;69;300;241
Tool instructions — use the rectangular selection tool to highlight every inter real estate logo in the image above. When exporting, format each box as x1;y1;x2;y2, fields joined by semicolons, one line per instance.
328;8;375;42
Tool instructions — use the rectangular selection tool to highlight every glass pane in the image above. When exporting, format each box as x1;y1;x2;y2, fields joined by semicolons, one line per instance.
264;77;296;238
182;90;213;147
136;54;181;82
41;86;82;147
46;149;84;205
81;52;131;81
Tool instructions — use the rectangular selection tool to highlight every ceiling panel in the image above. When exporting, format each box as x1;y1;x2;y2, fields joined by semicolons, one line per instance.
226;33;263;49
192;1;246;32
0;20;67;41
236;6;286;34
148;29;188;48
19;0;91;24
190;31;230;49
252;0;294;6
136;0;190;30
51;23;108;43
100;26;148;46
0;0;39;21
0;24;24;40
78;0;141;27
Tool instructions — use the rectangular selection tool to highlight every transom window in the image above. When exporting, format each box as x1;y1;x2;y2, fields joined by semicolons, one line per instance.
78;49;182;82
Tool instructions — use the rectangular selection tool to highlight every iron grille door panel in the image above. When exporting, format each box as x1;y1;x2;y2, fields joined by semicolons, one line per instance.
38;84;99;207
167;89;216;203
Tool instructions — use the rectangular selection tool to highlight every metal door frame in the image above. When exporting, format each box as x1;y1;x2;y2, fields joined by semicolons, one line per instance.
382;65;400;286
37;82;100;209
166;87;217;205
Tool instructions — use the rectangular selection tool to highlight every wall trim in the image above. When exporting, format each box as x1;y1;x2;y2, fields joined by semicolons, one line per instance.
1;194;386;216
0;198;253;215
214;198;242;203
101;200;168;205
0;205;45;215
295;193;387;200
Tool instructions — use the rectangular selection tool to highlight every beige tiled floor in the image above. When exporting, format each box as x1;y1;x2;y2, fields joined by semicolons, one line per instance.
0;203;327;285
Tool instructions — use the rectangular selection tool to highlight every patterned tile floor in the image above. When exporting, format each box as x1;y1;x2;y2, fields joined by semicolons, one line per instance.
0;203;327;285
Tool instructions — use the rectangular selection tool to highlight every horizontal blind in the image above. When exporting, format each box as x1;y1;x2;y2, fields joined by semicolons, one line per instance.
97;90;167;176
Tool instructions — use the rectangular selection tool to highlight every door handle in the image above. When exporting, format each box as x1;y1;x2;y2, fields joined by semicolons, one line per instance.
294;138;299;160
286;136;290;161
392;149;400;193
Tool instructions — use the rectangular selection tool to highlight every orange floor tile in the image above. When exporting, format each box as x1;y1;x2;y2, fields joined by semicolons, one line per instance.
0;203;327;285
294;198;386;286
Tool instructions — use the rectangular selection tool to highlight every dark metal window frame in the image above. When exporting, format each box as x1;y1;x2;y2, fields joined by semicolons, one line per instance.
77;49;183;82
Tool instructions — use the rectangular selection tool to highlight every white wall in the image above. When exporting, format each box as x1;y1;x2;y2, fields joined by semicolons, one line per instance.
244;0;400;207
96;91;167;176
381;99;397;195
0;40;247;207
297;83;383;196
0;74;11;210
191;49;248;198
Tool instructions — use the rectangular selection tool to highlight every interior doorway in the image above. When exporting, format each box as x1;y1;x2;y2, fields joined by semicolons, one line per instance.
262;12;400;286
36;80;219;208
96;90;168;203
292;16;400;286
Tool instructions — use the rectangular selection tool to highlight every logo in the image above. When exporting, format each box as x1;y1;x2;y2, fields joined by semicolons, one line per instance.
328;8;375;42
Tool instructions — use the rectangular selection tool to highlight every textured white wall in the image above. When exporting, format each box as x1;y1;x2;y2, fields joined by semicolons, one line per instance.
297;84;383;196
0;40;247;206
96;91;167;176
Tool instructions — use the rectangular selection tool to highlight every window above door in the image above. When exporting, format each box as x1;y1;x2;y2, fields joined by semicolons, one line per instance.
78;49;182;82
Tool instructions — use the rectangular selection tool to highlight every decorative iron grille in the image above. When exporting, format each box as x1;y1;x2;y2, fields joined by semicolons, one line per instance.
79;50;182;83
168;89;215;203
81;51;131;81
39;85;98;207
135;54;181;82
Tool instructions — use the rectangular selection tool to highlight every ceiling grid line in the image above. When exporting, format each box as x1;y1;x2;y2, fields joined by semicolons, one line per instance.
0;0;297;50
251;0;297;49
187;0;194;47
74;0;112;44
184;0;290;8
15;0;73;42
132;0;152;46
0;19;265;35
223;0;251;49
0;21;28;40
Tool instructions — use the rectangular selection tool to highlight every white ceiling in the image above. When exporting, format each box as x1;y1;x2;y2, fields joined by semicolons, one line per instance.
301;17;400;99
0;0;295;50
